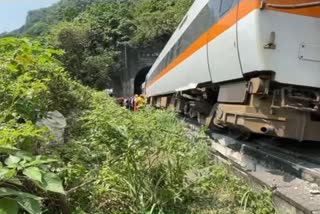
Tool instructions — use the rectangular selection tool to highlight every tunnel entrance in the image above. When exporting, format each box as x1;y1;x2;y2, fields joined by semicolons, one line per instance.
134;66;151;95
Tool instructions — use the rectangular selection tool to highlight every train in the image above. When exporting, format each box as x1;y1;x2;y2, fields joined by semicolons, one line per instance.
144;0;320;142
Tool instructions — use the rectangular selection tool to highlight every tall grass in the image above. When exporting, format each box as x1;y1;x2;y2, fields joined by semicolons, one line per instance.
57;92;275;214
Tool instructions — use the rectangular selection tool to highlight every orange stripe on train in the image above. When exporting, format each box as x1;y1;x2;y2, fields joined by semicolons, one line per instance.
146;0;320;89
146;0;260;88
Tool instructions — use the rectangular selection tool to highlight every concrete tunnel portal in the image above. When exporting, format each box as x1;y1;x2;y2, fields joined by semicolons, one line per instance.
117;45;164;97
134;66;151;95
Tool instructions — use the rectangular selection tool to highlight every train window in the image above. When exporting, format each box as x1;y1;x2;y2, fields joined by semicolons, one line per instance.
171;43;178;61
178;4;211;57
167;49;174;66
165;52;170;68
208;0;221;25
149;3;213;81
163;53;168;67
159;60;165;73
192;5;211;37
220;0;234;16
152;59;164;80
176;39;182;58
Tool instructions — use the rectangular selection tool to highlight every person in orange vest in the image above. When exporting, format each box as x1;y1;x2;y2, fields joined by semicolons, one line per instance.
133;95;138;112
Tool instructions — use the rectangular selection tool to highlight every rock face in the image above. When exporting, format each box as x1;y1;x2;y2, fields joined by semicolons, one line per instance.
37;111;67;144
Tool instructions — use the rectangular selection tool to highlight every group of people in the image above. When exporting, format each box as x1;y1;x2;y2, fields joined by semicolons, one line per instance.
117;95;146;111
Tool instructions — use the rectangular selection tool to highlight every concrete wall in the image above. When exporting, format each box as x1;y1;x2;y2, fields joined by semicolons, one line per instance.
116;44;163;97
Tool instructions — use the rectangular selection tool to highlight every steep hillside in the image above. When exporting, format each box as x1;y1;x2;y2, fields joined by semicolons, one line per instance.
2;0;192;90
7;0;102;37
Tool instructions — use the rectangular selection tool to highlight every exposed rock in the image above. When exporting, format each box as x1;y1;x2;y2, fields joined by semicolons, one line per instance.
37;111;67;144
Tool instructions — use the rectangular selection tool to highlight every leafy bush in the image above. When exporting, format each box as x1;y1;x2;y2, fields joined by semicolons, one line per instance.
0;38;274;213
0;37;85;214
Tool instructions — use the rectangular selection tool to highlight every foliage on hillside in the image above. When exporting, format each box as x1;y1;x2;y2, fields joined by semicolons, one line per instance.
132;0;192;44
46;1;135;89
48;0;192;90
0;37;275;214
5;0;103;37
0;37;87;214
2;0;192;90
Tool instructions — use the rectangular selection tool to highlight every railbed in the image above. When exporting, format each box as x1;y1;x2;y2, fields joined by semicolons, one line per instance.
182;116;320;214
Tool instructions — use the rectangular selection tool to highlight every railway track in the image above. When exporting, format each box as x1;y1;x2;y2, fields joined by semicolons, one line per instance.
181;117;320;214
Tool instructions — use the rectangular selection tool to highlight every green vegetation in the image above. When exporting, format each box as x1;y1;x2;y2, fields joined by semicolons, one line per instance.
2;0;192;90
6;0;101;37
46;0;192;90
0;0;275;213
0;37;274;214
0;37;82;214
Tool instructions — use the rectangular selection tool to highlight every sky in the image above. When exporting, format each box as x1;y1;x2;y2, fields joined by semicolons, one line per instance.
0;0;59;33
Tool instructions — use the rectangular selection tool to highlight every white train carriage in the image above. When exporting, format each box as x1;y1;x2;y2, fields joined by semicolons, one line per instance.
146;0;320;141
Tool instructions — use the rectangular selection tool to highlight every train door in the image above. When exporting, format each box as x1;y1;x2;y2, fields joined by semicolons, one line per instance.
207;0;243;83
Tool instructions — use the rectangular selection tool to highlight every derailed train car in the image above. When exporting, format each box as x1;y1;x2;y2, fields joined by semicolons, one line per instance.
145;0;320;141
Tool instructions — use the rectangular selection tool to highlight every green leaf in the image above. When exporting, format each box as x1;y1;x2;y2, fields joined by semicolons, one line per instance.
23;156;57;168
0;198;18;214
6;178;23;186
41;172;65;194
0;145;19;153
23;167;42;183
5;155;21;168
0;188;41;200
14;152;33;161
24;159;57;168
7;63;18;72
16;197;41;214
0;168;16;179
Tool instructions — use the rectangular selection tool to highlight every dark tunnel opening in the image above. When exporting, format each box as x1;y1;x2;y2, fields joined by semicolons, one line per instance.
134;66;151;95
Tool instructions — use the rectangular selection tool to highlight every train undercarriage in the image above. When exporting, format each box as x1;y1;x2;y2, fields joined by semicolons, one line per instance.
148;76;320;142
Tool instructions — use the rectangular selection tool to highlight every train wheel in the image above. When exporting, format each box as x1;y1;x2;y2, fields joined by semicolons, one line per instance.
204;103;221;129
